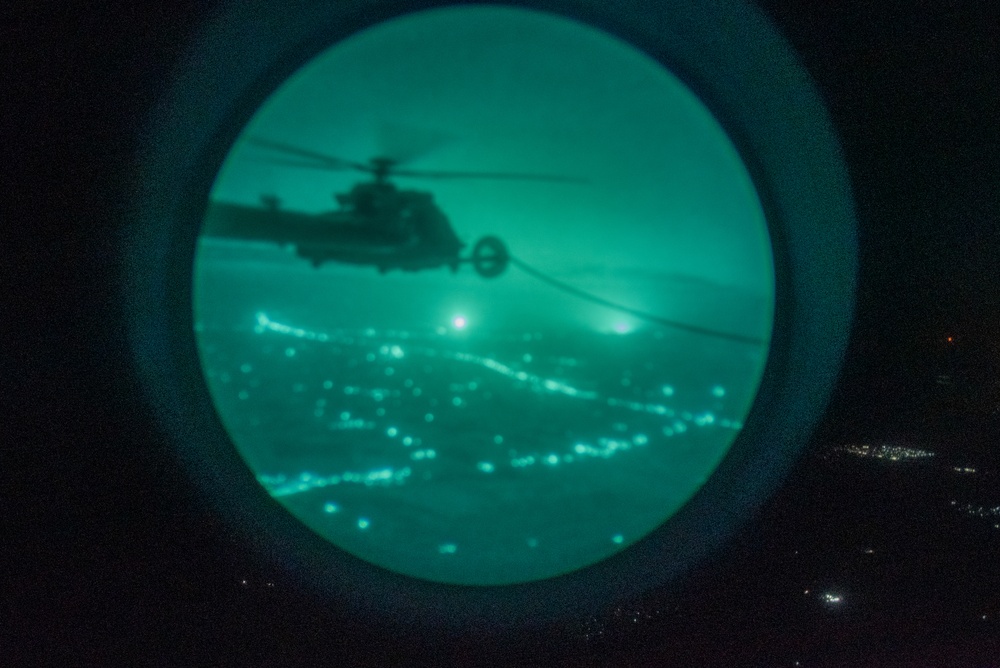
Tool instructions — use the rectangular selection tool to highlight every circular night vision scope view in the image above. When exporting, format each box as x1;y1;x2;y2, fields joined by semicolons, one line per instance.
193;6;774;586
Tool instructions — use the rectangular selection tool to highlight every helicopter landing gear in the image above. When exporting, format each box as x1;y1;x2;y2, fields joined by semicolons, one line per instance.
470;236;509;278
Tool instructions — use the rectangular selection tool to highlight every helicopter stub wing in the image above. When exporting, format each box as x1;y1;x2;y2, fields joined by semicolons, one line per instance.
201;200;482;275
201;201;447;256
294;238;448;270
201;201;351;246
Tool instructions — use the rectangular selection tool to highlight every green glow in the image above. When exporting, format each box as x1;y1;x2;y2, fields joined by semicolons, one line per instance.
193;6;774;585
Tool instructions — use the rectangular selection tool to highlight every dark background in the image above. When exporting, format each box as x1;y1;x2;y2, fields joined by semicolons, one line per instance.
7;0;999;664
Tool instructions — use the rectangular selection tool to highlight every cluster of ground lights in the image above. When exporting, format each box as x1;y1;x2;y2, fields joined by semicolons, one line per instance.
837;443;936;461
245;310;743;478
199;310;761;583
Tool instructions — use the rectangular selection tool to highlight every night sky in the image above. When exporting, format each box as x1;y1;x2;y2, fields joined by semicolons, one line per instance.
209;6;771;285
770;0;1000;441
203;5;772;338
11;0;1000;665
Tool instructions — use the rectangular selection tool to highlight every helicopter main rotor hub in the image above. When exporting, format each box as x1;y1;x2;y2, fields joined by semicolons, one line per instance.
369;157;396;183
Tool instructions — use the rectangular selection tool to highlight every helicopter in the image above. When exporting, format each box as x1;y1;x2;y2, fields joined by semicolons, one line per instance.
201;138;586;278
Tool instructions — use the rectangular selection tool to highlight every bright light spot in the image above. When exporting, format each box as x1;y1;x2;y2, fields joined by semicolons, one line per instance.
661;385;675;397
386;427;398;437
453;316;467;329
438;543;457;554
612;534;624;544
477;462;495;473
612;322;631;334
821;592;844;605
323;502;339;514
695;412;715;426
357;518;370;530
712;385;726;397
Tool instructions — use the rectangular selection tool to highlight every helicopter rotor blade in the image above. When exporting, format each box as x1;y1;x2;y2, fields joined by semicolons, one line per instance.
376;122;455;166
243;137;587;183
389;168;589;184
244;156;357;173
244;137;372;173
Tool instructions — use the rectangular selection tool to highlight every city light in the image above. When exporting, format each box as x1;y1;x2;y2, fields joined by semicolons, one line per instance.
819;592;845;608
210;311;763;584
838;444;935;461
